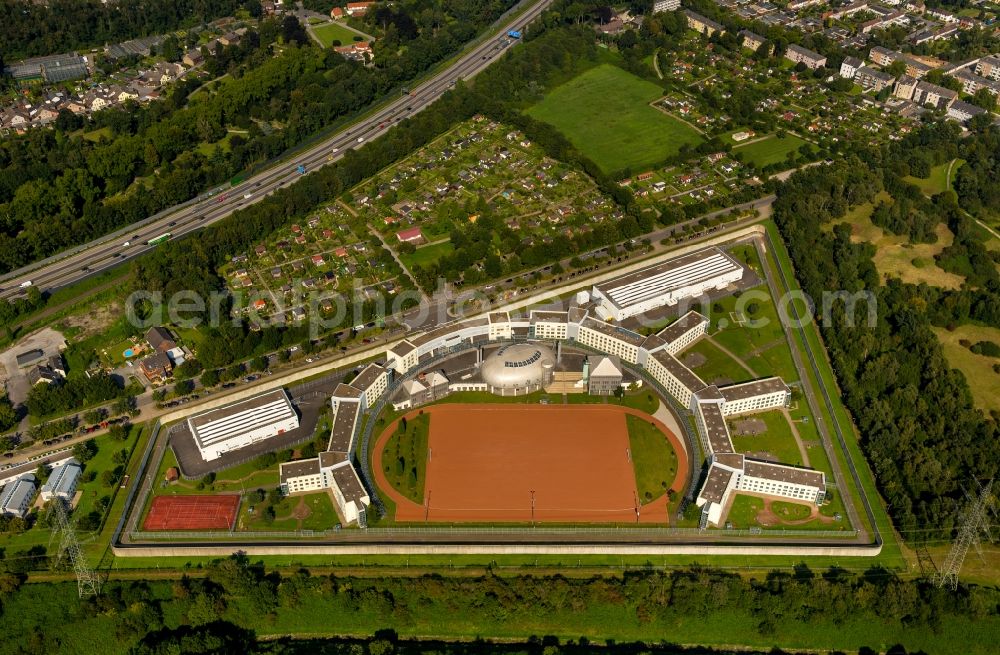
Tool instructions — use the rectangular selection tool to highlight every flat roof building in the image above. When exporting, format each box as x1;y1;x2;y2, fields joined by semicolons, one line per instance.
591;247;743;321
187;389;299;461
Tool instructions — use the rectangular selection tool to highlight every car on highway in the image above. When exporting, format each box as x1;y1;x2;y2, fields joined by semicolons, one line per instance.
357;136;365;142
244;192;252;199
19;280;32;288
122;241;130;247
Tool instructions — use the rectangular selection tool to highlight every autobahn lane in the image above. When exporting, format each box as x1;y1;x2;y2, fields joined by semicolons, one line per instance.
0;0;553;300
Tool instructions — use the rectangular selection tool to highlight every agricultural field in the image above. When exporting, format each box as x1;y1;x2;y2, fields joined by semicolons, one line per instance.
526;64;704;173
932;325;1000;415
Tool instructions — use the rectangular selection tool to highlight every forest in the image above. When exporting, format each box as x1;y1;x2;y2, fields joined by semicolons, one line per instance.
0;0;519;275
0;0;253;61
0;554;996;654
772;120;1000;538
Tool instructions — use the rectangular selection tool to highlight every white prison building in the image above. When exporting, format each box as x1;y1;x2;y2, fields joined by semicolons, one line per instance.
187;389;299;462
590;247;743;321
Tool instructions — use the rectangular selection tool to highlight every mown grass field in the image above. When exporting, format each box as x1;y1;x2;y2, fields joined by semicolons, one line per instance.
729;409;803;466
381;412;430;503
526;64;704;174
626;414;678;503
312;22;368;47
932;324;1000;415
904;159;961;196
734;134;808;168
399;239;454;270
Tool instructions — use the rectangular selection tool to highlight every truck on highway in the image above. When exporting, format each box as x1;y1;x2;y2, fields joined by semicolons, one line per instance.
146;233;171;246
507;30;521;38
19;280;32;288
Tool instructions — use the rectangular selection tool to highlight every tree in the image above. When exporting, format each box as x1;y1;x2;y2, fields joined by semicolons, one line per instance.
970;87;997;112
200;369;220;388
886;60;907;77
174;379;195;396
0;395;16;432
72;439;98;463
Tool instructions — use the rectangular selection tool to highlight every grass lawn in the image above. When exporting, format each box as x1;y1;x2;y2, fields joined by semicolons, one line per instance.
707;290;799;382
241;491;338;531
904;159;962;196
683;338;754;386
381;412;430;503
81;126;112;142
729;409;803;466
399;240;454;270
626;414;678;504
725;494;763;528
312;22;368;48
526;63;704;174
932;325;1000;415
770;499;812;521
734;134;808;168
826;192;965;289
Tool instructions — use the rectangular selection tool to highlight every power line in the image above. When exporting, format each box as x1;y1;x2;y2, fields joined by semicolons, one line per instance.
933;480;995;590
48;500;101;598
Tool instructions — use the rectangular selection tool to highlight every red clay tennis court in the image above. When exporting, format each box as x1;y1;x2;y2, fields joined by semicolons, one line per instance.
376;403;682;523
143;495;240;531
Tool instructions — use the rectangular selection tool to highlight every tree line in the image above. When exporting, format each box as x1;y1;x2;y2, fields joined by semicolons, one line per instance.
0;554;995;653
0;0;252;61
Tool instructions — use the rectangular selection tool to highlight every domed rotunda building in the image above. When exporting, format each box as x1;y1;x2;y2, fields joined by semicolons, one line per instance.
480;343;556;395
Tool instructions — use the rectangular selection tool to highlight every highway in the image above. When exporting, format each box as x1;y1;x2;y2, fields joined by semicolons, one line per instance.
0;0;554;300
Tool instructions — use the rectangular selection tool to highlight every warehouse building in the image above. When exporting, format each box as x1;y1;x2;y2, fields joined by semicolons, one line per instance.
590;247;744;321
188;389;299;461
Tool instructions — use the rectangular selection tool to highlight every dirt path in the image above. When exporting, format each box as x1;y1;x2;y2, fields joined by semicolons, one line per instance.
336;199;358;217
756;496;833;527
780;407;810;467
705;334;758;378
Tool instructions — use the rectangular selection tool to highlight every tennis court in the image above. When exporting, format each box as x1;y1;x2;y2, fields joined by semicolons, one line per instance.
143;494;241;531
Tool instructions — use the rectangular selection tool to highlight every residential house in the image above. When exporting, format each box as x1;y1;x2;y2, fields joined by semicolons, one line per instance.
785;44;827;70
139;351;173;382
739;30;768;53
856;65;895;91
146;326;177;353
840;56;863;79
947;99;986;124
683;10;726;37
